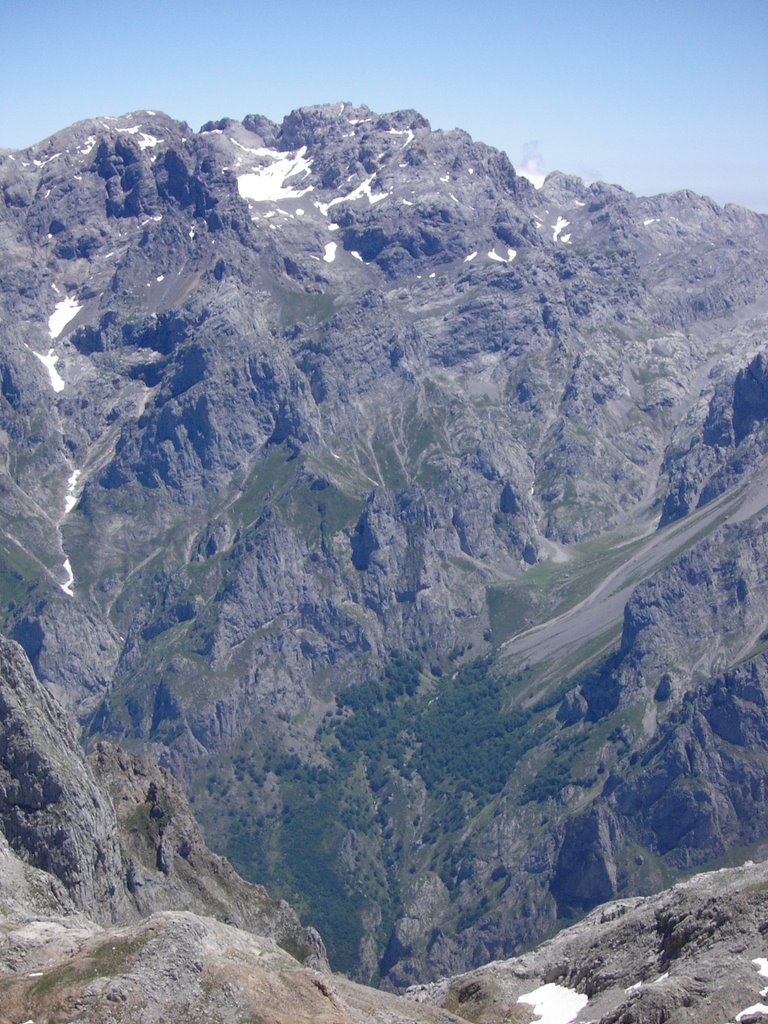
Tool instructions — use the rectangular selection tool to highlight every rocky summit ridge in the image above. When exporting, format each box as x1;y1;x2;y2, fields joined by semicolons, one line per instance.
1;102;768;985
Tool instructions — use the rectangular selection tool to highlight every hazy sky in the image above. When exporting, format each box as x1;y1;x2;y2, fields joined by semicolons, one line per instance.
2;0;766;211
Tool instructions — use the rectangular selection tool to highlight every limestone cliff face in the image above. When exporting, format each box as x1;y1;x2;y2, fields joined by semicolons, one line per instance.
0;636;126;923
0;635;325;966
89;742;326;966
660;351;768;525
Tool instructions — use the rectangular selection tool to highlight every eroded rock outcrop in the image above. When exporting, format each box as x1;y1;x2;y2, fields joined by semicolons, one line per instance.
0;635;326;967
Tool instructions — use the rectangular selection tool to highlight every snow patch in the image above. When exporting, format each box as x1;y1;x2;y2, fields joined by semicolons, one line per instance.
60;558;75;597
32;153;61;168
137;132;161;151
753;959;768;978
79;136;96;155
230;138;265;156
64;470;81;514
388;127;414;147
237;146;314;202
552;216;570;242
323;242;337;263
738;1005;768;1022
351;251;363;262
314;175;388;216
48;297;82;339
574;199;586;206
464;252;478;262
488;248;517;264
643;218;658;226
517;983;589;1024
33;350;65;392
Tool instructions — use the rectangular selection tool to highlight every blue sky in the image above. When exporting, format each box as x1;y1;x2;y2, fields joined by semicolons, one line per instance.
2;0;766;211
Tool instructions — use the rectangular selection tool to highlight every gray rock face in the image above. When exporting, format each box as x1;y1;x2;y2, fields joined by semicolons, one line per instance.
0;635;325;964
411;857;768;1024
661;351;768;524
2;102;768;984
89;741;327;967
0;636;126;922
1;103;765;722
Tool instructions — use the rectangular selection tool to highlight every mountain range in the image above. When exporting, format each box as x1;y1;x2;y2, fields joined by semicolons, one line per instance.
1;102;768;991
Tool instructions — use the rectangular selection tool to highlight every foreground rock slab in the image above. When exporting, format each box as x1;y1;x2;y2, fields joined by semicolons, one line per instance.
0;910;465;1024
408;858;768;1024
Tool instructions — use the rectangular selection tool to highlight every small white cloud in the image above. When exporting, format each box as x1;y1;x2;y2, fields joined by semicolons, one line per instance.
518;140;546;189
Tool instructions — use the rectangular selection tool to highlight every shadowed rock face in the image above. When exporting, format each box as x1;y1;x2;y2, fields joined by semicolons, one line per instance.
734;352;768;444
0;636;126;923
661;350;768;523
1;103;768;984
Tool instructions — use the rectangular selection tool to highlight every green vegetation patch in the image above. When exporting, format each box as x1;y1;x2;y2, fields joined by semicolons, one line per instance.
199;652;572;979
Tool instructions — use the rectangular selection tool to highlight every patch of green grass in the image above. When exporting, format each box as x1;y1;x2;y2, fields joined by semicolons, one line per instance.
26;932;148;1002
285;479;362;544
0;537;40;610
486;527;652;648
125;801;171;842
228;445;305;529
